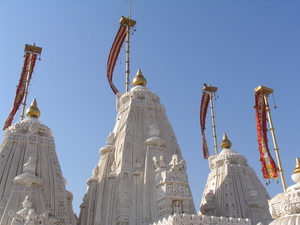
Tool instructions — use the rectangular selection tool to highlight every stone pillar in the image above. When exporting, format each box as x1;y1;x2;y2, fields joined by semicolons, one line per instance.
105;165;117;225
92;132;115;225
86;174;99;225
142;125;166;224
130;159;143;225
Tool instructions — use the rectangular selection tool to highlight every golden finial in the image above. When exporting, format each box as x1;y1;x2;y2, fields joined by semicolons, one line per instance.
220;133;232;149
294;158;300;174
26;99;40;118
133;69;147;87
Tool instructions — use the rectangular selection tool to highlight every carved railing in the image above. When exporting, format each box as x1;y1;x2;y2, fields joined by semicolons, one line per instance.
151;214;251;225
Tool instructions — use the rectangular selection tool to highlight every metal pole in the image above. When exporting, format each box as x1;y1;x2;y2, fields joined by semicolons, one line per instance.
126;0;132;92
209;93;218;155
119;17;136;92
263;94;287;192
125;25;130;92
20;52;33;121
203;84;219;155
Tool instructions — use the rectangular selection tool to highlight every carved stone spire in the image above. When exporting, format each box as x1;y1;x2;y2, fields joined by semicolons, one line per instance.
200;134;272;224
293;158;300;175
0;100;76;224
23;156;36;175
78;72;195;225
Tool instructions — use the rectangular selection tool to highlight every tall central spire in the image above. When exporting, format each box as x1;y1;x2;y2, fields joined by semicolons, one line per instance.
78;72;195;225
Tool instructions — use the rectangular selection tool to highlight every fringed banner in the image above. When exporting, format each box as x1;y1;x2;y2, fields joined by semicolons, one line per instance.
200;92;210;159
106;25;127;94
3;52;38;130
255;92;278;179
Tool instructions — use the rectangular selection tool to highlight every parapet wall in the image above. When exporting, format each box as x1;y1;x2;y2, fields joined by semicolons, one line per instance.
151;214;251;225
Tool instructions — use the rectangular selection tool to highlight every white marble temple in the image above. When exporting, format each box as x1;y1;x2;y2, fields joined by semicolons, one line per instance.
199;134;273;225
0;99;76;225
0;72;281;225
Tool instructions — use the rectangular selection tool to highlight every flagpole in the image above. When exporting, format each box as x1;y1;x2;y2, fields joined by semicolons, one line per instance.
20;44;42;121
20;52;33;121
125;23;131;92
203;84;219;155
125;0;132;92
119;17;136;92
209;92;218;155
254;85;287;192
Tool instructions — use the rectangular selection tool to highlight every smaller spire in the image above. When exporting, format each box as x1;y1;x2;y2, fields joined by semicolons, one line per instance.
133;69;147;87
22;196;33;209
294;158;300;174
220;133;232;149
291;158;300;184
23;156;36;175
26;99;40;118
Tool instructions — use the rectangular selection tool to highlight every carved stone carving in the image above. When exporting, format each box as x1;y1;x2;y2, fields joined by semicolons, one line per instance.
269;186;300;219
172;200;182;214
132;158;142;176
118;88;165;114
88;166;99;184
155;154;192;219
8;196;48;225
199;191;216;216
151;214;251;225
108;161;117;179
153;155;167;172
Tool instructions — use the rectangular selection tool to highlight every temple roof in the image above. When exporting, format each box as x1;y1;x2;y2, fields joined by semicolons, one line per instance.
200;134;273;225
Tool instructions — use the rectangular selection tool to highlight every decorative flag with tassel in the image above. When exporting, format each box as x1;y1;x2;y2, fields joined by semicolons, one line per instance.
3;52;38;130
254;92;278;179
106;24;127;94
200;92;210;159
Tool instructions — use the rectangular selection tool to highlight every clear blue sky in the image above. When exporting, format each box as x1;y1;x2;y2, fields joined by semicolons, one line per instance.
1;1;300;215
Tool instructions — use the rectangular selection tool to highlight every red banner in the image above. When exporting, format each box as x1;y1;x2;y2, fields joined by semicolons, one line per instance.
254;92;278;179
107;25;127;94
200;92;210;159
3;52;38;130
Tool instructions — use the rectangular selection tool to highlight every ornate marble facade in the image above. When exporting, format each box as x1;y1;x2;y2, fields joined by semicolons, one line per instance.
268;158;300;224
1;71;293;225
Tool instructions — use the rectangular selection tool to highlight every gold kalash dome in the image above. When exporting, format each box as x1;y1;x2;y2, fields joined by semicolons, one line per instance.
132;68;147;87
